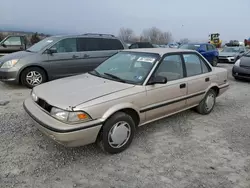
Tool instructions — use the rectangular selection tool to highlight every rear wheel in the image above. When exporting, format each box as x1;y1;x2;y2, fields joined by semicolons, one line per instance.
196;89;216;115
97;112;136;154
20;67;47;88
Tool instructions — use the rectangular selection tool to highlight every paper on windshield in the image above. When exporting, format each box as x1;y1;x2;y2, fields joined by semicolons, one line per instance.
46;40;53;43
137;57;156;63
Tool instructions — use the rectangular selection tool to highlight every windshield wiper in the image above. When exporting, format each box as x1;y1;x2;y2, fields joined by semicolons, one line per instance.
89;69;101;76
25;49;34;52
104;73;126;83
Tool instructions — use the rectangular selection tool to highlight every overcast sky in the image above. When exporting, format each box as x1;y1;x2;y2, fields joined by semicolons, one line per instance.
1;0;250;41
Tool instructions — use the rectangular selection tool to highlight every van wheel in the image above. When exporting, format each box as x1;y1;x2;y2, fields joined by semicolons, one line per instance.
20;67;47;88
98;112;136;154
211;57;218;66
196;89;216;115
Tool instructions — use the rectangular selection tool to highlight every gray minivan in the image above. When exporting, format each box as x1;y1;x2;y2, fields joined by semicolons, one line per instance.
0;33;126;88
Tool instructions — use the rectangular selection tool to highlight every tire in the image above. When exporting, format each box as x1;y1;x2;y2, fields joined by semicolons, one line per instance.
97;112;136;154
211;57;218;67
196;89;216;115
20;67;47;88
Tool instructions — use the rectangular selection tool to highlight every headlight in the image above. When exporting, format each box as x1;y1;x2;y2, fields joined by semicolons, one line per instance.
1;59;19;68
31;90;38;102
50;107;91;123
234;59;241;67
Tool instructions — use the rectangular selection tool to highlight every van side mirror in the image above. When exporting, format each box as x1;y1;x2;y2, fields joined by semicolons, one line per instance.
46;48;57;55
148;76;167;85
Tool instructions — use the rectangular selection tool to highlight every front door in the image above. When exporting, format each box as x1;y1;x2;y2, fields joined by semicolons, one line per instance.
0;36;23;53
143;54;187;122
47;38;83;79
182;53;212;107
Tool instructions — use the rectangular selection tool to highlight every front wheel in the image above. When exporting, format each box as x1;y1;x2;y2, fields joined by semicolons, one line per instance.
196;89;216;115
20;67;47;88
98;112;136;154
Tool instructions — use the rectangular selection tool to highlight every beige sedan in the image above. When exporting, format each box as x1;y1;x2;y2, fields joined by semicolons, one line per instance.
24;48;229;154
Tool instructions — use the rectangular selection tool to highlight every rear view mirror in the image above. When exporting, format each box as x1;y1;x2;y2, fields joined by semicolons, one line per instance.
148;76;167;85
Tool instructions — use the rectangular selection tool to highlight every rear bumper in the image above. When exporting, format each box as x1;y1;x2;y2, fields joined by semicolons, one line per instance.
23;98;102;147
232;66;250;80
0;68;19;83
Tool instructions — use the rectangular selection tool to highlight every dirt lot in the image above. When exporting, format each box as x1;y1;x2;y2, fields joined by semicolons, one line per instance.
0;64;250;188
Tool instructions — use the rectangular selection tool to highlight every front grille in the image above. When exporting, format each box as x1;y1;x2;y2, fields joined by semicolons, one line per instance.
36;98;52;112
219;59;229;63
238;73;250;77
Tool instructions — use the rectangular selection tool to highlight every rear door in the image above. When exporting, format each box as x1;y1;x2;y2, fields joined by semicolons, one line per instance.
199;44;210;61
76;37;124;73
144;54;188;121
0;36;23;53
47;37;83;79
182;53;212;107
206;44;217;62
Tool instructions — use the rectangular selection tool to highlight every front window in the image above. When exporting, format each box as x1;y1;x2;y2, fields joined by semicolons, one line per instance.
3;36;21;45
50;38;77;53
222;47;241;53
179;44;200;50
91;51;160;84
27;37;57;52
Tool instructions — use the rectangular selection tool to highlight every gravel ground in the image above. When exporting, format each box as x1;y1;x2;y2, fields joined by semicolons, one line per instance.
0;64;250;188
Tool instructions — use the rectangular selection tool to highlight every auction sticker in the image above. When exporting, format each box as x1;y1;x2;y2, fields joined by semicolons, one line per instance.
137;57;155;63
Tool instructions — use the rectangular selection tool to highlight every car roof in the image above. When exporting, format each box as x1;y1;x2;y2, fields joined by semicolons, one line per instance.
123;48;194;56
187;43;209;45
49;33;118;40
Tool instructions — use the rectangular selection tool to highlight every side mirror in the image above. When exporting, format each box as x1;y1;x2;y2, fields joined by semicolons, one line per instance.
46;48;57;55
240;51;245;53
1;43;7;48
148;76;167;85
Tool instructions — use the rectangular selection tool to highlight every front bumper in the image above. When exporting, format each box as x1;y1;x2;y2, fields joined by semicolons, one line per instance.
232;66;250;80
0;68;19;82
23;98;102;147
218;57;235;63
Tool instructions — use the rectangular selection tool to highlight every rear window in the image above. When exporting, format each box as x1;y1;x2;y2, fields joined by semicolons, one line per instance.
179;44;200;50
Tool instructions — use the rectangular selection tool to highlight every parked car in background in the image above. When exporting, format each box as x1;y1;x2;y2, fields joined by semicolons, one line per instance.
128;42;154;49
0;33;126;88
226;40;240;47
0;35;29;56
179;43;219;66
219;46;247;63
24;48;229;154
232;51;250;80
167;43;179;48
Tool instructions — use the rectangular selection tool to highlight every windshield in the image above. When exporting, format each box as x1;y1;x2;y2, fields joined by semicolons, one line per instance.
27;37;57;52
91;51;159;84
222;47;241;53
179;44;200;50
243;51;250;57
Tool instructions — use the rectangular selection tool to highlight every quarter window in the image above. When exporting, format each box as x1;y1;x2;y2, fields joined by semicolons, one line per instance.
3;37;22;45
183;54;202;76
51;38;77;53
155;55;183;81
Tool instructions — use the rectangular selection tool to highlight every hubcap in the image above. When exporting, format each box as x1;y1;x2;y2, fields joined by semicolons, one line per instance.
205;93;215;111
26;71;42;86
108;121;131;148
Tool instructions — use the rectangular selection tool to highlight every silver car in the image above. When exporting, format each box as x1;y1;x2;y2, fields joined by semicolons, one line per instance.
0;33;126;88
24;48;229;154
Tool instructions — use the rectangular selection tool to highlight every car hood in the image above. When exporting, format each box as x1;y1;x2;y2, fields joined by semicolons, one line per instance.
33;73;135;110
219;52;238;57
0;51;33;65
240;56;250;67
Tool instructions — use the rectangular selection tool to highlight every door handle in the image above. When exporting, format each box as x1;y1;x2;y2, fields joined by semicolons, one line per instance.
83;54;90;58
205;77;210;82
180;83;186;89
72;55;79;58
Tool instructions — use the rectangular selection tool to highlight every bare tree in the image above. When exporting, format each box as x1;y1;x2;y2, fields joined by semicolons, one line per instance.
118;28;135;43
141;27;172;44
179;38;190;44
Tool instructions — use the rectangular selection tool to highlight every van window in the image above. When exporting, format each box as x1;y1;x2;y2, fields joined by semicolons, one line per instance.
77;38;101;51
100;39;124;50
51;38;77;53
